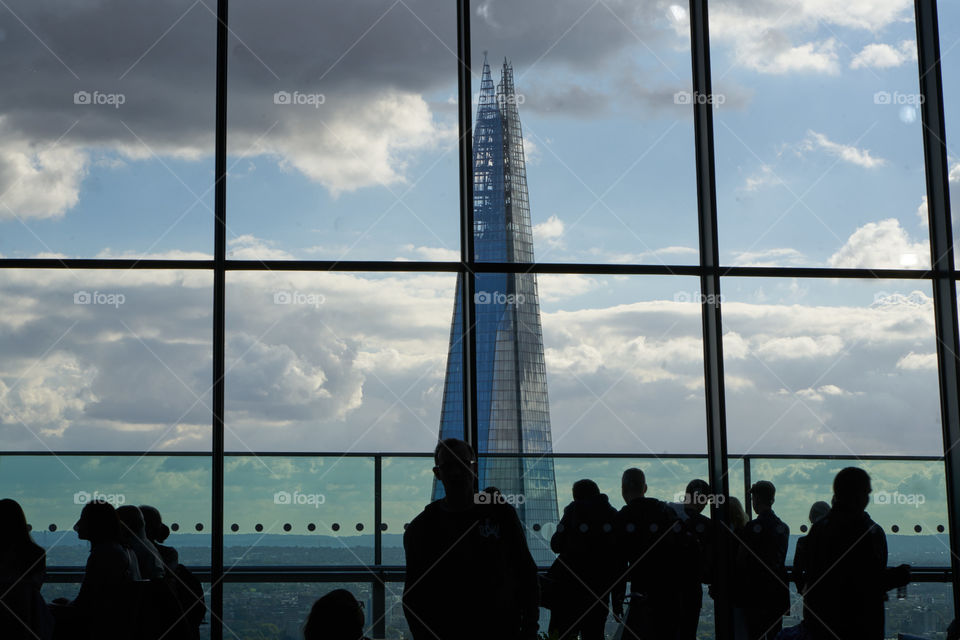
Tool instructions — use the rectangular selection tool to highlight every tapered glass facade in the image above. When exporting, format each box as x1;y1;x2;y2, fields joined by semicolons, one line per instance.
433;58;559;562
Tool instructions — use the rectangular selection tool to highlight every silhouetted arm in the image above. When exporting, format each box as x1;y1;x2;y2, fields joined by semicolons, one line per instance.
550;509;571;554
876;530;910;591
793;537;807;593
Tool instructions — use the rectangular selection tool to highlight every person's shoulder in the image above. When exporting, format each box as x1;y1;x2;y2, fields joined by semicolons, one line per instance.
862;513;885;537
771;512;789;534
404;502;441;536
27;541;45;562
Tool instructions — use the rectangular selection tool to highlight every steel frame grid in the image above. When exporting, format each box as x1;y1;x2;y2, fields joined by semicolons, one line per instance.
0;0;957;637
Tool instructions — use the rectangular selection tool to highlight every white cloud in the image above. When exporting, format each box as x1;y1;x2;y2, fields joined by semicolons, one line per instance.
537;274;598;301
0;135;88;220
795;384;860;402
0;253;944;456
801;130;886;169
753;38;840;75
917;195;928;227
850;40;917;70
897;351;937;371
754;335;844;360
709;0;911;75
828;218;928;268
523;133;541;165
742;164;779;192
594;246;699;264
227;235;294;260
400;245;460;261
950;162;960;184
731;248;806;267
256;93;455;197
534;214;565;248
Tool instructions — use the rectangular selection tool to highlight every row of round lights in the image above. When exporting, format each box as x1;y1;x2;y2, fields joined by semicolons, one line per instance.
29;522;946;534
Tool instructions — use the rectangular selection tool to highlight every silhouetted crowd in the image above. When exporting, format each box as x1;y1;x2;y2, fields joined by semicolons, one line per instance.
1;500;204;640
401;438;924;640
1;440;953;640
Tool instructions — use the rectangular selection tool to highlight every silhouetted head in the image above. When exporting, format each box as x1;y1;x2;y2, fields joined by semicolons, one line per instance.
0;498;34;549
621;468;646;504
832;467;871;512
117;505;148;543
808;500;831;524
75;500;121;544
684;478;711;514
140;505;170;543
303;588;365;640
749;480;776;513
572;479;600;501
728;496;748;530
433;438;477;500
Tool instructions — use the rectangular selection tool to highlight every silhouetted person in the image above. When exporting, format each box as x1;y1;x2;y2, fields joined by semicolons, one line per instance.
546;479;621;640
671;479;715;640
402;438;539;640
117;505;165;580
792;500;830;595
0;499;53;640
615;467;687;639
802;467;910;640
141;505;205;639
51;500;139;640
303;589;371;640
723;496;749;639
736;481;789;640
728;496;747;530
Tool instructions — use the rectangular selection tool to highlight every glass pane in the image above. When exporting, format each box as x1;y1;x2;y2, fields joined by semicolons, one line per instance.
885;581;954;637
0;1;215;257
711;3;930;269
224;271;457;451
0;269;212;451
539;275;706;454
746;458;949;567
471;4;698;264
224;455;375;566
3;454;211;566
226;0;459;261
381;455;434;565
224;582;374;640
939;1;960;248
722;278;941;456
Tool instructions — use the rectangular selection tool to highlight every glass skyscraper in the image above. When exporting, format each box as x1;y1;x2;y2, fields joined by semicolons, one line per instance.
432;56;559;563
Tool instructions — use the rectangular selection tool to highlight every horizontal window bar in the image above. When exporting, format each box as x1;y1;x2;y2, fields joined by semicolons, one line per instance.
2;451;946;461
0;258;948;280
44;566;954;584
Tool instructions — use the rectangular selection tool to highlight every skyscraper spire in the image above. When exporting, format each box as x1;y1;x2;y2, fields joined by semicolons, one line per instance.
433;57;558;563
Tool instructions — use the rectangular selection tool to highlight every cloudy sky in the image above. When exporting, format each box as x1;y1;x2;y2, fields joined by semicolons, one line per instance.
2;0;960;535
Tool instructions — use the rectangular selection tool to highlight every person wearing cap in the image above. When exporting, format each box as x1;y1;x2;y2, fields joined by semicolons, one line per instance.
735;480;789;640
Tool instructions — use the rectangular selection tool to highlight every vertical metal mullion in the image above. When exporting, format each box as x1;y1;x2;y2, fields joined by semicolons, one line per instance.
373;455;385;638
456;0;479;464
742;456;752;520
689;1;732;638
211;1;228;638
915;0;960;614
